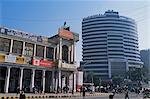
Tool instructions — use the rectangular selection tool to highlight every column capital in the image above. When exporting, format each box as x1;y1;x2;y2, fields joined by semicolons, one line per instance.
42;69;46;72
32;68;36;71
7;66;11;69
20;67;24;70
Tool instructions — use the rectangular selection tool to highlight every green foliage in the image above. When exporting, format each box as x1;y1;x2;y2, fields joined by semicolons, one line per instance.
126;66;149;83
85;71;94;83
112;75;124;86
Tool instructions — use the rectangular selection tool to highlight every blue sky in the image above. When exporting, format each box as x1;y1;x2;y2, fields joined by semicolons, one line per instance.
1;0;150;65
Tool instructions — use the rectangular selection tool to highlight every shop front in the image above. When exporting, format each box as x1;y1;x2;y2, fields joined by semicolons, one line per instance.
0;67;6;93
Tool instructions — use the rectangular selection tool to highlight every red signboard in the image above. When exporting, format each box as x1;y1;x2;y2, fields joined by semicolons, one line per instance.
32;58;55;67
40;59;55;67
59;29;73;40
32;58;40;66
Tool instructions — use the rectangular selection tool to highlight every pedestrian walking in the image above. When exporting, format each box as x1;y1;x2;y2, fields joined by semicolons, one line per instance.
125;91;129;99
82;87;86;99
109;94;114;99
16;86;20;94
80;86;83;95
19;91;26;99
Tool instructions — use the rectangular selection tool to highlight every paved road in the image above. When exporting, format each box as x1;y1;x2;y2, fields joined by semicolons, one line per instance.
61;93;143;99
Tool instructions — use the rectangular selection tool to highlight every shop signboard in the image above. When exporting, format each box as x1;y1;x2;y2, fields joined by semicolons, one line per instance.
40;59;54;67
32;58;40;66
62;63;76;69
5;54;16;63
0;54;5;62
16;56;26;64
32;58;55;67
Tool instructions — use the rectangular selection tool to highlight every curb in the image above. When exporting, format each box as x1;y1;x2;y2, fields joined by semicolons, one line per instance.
0;93;111;99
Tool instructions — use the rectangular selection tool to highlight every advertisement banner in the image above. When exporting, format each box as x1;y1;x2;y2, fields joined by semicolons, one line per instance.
16;56;26;64
40;59;54;67
32;58;40;66
32;58;55;67
5;55;16;63
0;54;5;62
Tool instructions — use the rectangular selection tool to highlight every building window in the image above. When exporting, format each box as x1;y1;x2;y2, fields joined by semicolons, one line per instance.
12;40;23;54
46;47;54;60
36;45;44;57
62;45;68;63
0;37;10;52
24;43;34;56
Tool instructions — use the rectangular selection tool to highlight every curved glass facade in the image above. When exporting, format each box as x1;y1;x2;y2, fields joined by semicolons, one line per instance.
81;10;143;80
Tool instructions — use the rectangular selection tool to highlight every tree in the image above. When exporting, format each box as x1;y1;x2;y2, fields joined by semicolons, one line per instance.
85;71;94;83
112;75;124;86
126;67;149;83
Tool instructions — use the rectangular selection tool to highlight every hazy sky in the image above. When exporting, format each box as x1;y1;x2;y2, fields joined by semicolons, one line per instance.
1;0;150;65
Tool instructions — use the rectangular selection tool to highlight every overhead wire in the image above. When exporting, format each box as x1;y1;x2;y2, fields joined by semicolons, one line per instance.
0;5;149;23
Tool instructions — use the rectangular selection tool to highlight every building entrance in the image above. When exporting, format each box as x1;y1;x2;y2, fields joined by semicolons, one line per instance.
9;68;20;93
35;70;42;93
23;69;31;93
45;71;52;93
0;67;6;93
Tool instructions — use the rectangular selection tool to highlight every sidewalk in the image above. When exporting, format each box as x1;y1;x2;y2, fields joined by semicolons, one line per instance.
0;92;112;99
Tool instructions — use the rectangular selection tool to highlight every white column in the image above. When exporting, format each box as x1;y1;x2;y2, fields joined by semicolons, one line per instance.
58;70;61;88
68;46;71;63
56;44;59;60
59;38;62;63
33;44;36;56
42;70;46;93
73;72;77;92
69;73;73;92
57;38;62;91
5;67;11;93
55;78;58;93
31;69;35;91
19;68;24;91
10;39;13;53
71;44;74;63
22;42;26;55
53;47;56;61
74;42;76;64
44;46;46;59
52;71;55;91
62;77;66;88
